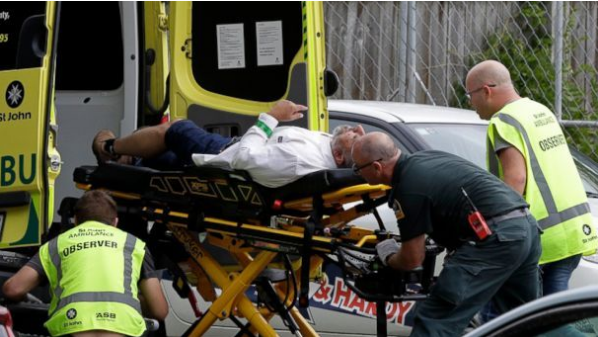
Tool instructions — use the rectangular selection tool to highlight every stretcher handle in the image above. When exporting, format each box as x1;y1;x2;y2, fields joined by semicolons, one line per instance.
356;235;377;248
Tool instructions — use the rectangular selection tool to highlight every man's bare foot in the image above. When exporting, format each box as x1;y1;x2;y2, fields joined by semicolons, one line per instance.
92;130;119;164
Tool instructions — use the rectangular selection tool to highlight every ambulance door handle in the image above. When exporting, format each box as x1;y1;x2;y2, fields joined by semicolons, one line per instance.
16;14;48;69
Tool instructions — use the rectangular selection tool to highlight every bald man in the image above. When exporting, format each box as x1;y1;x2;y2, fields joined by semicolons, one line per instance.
466;60;597;307
352;132;541;336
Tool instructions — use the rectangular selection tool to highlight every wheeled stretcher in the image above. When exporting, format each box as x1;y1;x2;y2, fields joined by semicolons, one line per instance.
71;163;442;337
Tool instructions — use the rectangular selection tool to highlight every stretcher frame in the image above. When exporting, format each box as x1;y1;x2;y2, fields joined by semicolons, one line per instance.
71;163;439;337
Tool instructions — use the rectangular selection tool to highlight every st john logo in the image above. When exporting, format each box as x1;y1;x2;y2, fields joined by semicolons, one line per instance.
583;224;592;236
6;81;24;108
66;308;77;320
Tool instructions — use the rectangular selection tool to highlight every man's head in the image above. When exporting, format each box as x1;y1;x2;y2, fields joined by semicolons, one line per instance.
465;60;520;120
74;190;118;226
351;132;400;185
331;124;365;168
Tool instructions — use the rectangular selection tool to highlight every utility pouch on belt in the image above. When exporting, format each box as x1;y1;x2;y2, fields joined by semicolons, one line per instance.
461;187;492;240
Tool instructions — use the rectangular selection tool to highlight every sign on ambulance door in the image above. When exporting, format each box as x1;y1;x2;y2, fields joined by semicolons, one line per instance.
0;2;58;248
168;2;328;134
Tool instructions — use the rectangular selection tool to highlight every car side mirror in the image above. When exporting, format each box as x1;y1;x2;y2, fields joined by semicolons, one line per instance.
324;68;339;97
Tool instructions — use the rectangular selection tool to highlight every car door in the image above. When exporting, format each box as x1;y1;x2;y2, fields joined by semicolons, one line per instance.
0;2;58;248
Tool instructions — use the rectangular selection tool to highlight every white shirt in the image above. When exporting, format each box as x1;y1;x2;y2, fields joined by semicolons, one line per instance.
192;113;337;188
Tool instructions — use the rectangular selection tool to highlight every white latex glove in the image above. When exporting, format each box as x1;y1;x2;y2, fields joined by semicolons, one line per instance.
376;239;401;266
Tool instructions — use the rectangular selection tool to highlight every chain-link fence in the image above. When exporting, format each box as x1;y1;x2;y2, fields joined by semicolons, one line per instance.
325;1;598;160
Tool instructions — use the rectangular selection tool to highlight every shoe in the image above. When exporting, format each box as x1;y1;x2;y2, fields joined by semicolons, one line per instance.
92;130;119;164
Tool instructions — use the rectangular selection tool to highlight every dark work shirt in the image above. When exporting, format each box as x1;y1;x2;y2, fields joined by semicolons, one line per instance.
27;246;158;285
389;150;528;249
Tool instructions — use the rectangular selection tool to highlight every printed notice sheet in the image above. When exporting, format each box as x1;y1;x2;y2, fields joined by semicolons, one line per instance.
256;21;283;66
217;23;245;69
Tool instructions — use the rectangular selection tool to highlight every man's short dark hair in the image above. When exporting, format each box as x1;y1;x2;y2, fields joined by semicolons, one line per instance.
74;190;117;225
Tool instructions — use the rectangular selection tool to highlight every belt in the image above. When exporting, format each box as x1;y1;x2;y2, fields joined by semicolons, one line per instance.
486;207;531;226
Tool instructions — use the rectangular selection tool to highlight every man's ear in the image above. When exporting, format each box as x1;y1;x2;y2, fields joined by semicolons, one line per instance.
332;148;344;167
373;161;384;175
113;217;119;228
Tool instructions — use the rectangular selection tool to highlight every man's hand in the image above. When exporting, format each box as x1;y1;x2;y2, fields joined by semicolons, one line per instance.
268;100;308;122
376;239;401;266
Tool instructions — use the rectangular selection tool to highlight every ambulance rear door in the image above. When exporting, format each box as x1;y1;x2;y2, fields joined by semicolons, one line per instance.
168;1;330;133
0;2;59;249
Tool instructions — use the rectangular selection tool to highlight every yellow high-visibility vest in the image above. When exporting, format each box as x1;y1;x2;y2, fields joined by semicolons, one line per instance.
487;98;598;264
38;221;146;336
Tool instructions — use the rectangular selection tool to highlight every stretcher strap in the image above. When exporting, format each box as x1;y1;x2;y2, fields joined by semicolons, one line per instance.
299;194;323;307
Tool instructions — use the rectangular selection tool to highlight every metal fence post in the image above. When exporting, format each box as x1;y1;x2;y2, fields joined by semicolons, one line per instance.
398;2;408;102
407;1;417;103
553;1;564;120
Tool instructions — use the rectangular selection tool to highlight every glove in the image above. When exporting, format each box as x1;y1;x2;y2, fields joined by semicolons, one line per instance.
376;239;401;266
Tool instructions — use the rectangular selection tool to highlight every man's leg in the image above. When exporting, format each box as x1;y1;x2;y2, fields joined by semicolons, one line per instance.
113;122;172;158
410;253;503;337
478;301;499;323
478;217;542;323
93;120;232;166
93;122;172;164
411;217;541;336
490;216;542;314
540;254;582;296
163;120;231;165
411;243;521;335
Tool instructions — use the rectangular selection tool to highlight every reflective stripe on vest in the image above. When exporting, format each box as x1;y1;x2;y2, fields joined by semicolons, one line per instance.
491;113;590;230
46;232;141;315
49;239;63;303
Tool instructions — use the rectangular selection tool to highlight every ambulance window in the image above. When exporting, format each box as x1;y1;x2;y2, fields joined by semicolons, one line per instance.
191;2;303;101
55;2;123;91
0;3;46;71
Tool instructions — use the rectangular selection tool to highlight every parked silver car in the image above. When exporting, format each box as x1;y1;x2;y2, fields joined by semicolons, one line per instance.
328;100;598;288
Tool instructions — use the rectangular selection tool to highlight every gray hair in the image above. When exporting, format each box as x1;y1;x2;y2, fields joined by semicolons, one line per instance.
330;125;356;167
331;124;353;148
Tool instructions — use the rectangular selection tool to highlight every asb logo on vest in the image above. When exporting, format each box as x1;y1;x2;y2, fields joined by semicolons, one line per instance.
96;312;117;320
66;308;77;320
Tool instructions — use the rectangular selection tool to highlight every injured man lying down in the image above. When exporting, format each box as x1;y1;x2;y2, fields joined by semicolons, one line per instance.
92;100;363;188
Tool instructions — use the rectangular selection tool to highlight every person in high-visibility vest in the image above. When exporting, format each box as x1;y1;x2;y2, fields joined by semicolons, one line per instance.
466;60;598;319
3;190;168;337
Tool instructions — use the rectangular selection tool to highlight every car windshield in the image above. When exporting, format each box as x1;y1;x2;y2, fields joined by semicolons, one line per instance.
408;123;598;196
